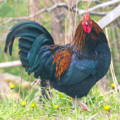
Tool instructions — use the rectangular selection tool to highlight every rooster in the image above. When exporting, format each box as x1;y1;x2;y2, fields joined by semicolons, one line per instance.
4;13;111;110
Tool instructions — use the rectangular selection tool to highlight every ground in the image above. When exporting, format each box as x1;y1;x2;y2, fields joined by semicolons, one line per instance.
0;84;120;120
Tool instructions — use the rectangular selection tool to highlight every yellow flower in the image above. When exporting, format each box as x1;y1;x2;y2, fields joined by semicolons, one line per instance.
20;101;27;107
31;103;36;108
111;83;115;89
53;105;60;109
9;83;15;89
103;105;110;111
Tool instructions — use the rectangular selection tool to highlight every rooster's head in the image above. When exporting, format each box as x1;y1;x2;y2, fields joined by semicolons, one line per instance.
82;13;92;33
73;13;103;50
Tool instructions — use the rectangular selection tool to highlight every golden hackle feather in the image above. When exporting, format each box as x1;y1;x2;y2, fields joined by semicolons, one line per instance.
92;20;103;34
72;22;86;50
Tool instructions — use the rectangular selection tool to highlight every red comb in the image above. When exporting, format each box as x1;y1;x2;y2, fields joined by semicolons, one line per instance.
83;13;90;21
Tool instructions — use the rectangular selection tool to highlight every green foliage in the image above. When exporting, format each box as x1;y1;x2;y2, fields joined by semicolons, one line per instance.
0;86;120;120
0;0;28;17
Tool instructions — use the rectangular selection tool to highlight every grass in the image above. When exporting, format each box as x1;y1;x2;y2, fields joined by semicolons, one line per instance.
0;85;120;120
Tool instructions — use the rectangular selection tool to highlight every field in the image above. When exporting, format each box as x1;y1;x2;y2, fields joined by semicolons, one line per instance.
0;0;120;120
0;84;120;120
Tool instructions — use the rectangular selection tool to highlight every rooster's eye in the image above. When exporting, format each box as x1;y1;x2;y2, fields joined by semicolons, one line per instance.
85;22;89;26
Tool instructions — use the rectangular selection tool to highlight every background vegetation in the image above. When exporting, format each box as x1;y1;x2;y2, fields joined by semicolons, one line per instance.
0;0;120;120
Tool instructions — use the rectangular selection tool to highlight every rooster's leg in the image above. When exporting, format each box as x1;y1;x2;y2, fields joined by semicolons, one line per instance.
40;80;52;99
72;99;90;112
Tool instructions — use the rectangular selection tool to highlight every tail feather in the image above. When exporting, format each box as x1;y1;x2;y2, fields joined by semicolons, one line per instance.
5;21;53;54
22;36;35;42
5;20;54;72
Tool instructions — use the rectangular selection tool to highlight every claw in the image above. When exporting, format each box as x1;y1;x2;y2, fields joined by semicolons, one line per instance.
72;99;91;112
79;101;91;112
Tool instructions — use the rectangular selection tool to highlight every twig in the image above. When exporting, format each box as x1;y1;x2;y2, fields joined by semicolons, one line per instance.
2;0;120;26
105;28;120;92
0;73;38;89
87;0;120;13
72;0;101;9
73;0;120;15
0;61;21;68
73;8;107;16
21;0;120;17
98;5;120;28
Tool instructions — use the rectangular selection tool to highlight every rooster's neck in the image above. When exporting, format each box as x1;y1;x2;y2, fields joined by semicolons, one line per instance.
72;22;86;51
72;20;103;52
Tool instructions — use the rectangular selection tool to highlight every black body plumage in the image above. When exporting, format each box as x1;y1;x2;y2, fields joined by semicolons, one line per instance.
4;20;111;98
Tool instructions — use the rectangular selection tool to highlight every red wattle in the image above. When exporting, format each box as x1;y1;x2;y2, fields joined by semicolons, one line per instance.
83;25;92;33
